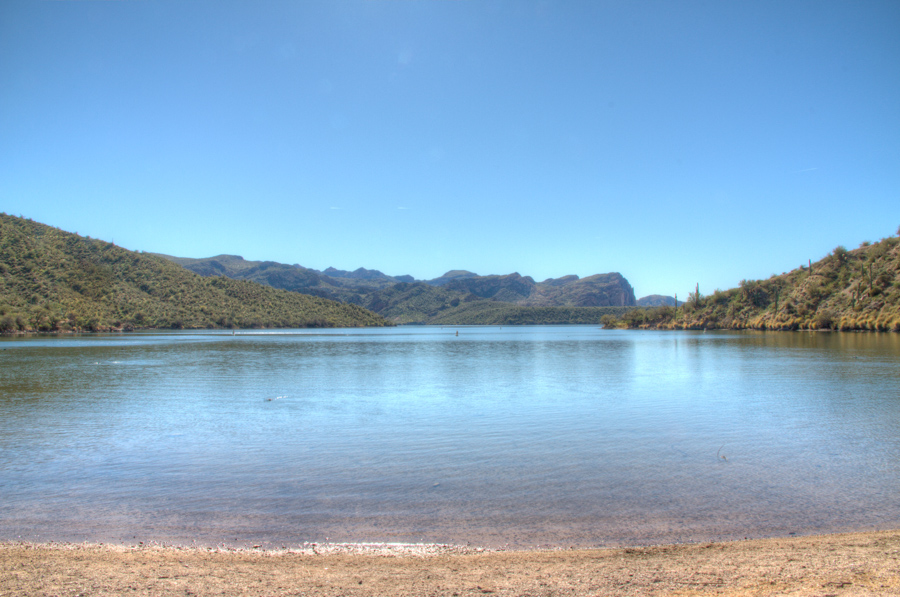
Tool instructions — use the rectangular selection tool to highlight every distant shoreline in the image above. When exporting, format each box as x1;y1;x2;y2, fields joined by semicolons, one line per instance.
3;530;899;595
0;323;391;336
3;324;897;337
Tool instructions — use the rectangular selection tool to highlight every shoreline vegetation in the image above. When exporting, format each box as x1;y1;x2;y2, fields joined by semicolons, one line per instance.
0;213;388;332
3;530;899;595
4;211;898;333
601;230;900;332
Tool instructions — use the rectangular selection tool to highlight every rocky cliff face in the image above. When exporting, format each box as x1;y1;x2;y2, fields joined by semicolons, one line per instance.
445;273;536;302
442;271;636;307
522;273;636;307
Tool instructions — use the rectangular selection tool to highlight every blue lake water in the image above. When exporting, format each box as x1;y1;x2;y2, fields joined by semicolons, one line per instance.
1;326;899;548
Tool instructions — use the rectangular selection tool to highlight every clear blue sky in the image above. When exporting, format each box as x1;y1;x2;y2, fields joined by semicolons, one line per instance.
2;1;898;299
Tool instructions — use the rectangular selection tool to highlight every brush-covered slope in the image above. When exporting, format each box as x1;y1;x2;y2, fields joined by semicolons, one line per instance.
322;266;414;284
636;295;680;307
438;272;636;307
0;214;387;332
157;254;346;295
427;303;633;326
353;282;469;324
160;254;409;293
350;281;632;325
604;233;900;331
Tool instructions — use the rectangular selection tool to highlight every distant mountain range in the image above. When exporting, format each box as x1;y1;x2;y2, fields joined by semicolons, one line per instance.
155;254;646;324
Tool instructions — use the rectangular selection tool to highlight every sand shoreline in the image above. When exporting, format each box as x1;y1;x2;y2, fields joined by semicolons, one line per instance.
4;530;900;596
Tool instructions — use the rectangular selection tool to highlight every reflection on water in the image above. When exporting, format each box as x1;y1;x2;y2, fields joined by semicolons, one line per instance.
1;327;899;547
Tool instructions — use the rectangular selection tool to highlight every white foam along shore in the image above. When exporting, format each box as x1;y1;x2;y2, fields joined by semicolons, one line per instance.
0;539;490;556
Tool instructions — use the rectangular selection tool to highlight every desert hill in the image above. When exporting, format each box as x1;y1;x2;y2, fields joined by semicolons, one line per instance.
604;233;900;331
0;214;387;332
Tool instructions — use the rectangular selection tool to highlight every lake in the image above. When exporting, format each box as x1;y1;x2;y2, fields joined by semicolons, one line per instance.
1;326;899;548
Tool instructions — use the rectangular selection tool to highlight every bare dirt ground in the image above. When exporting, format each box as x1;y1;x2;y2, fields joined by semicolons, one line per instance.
2;530;900;596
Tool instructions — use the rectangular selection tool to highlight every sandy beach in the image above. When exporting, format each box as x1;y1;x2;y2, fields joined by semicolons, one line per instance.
3;530;899;596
